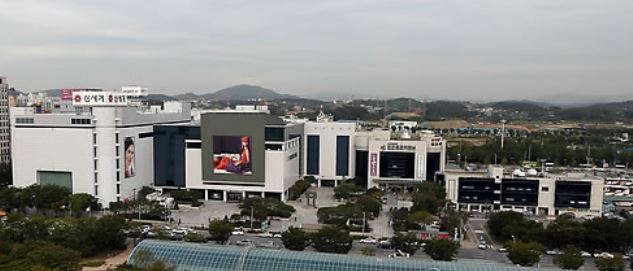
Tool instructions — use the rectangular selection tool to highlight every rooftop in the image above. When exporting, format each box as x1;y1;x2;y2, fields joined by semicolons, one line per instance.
128;240;558;271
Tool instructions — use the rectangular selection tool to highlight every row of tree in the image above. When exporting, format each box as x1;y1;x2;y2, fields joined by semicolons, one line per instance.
0;185;99;217
450;134;633;167
0;214;129;270
487;211;633;269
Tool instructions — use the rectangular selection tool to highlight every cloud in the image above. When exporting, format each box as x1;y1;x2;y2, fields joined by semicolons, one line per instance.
0;0;632;101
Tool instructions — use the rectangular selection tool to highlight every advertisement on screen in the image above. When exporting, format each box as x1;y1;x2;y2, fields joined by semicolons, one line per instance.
213;136;252;175
124;137;136;178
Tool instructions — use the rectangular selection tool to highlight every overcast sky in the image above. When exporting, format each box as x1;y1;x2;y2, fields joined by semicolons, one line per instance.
1;0;632;101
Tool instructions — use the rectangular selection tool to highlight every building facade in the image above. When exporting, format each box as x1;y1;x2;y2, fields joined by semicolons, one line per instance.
0;77;10;163
11;100;447;204
10;90;191;205
444;166;603;217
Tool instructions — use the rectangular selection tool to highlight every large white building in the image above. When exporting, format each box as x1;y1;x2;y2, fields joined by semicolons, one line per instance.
11;100;447;204
0;77;10;163
10;89;191;205
443;166;603;217
303;118;446;190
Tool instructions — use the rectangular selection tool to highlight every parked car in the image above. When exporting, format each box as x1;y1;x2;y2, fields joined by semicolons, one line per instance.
378;239;394;249
258;232;274;238
381;197;388;204
359;237;377;244
593;252;614;258
498;247;508;253
272;233;282;238
236;240;254;246
388;250;410;258
581;251;592;258
546;250;563;255
478;243;487;250
257;241;282;249
232;228;245;236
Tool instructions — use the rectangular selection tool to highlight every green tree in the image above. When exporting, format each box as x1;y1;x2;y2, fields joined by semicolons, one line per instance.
355;195;381;216
69;193;99;217
281;227;308;251
93;215;127;252
595;256;626;271
507;241;542;267
333;181;361;200
0;187;20;211
239;197;295;221
423;239;459;261
408;211;433;225
412;183;446;215
208;219;234;244
545;217;585;249
25;242;81;271
312;225;353;254
487;211;544;243
553;246;585;270
393;232;420;255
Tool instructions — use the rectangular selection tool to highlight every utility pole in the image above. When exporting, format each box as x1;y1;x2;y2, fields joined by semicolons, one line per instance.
362;212;366;234
250;206;254;230
500;119;506;150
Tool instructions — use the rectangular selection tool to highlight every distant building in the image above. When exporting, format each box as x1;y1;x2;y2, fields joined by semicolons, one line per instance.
443;166;603;217
0;77;10;163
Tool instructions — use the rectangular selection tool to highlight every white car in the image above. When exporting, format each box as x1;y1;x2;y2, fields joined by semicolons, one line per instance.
581;251;592;258
498;247;508;253
388;250;410;258
359;237;377;244
232;229;245;236
272;233;282;238
258;232;273;238
236;239;254;246
594;252;614;258
478;244;487;250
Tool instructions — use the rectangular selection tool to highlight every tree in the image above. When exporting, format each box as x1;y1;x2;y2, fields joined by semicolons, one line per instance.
545;217;585;250
393;233;420;255
69;193;99;217
408;211;433;225
281;227;308;251
595;256;626;271
93;215;127;252
507;241;542;267
423;239;459;261
0;187;20;211
412;183;446;215
487;211;544;243
239;197;295;221
311;225;353;254
355;195;381;216
333;181;360;200
25;242;81;271
553;246;585;270
208;219;234;244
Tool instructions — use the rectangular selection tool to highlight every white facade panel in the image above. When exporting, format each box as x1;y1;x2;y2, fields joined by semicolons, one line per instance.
11;127;94;195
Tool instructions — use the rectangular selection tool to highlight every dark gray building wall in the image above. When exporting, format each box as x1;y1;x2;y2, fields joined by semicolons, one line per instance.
153;125;200;187
201;113;278;184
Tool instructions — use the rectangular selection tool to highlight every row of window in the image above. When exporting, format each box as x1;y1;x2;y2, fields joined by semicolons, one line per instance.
71;118;92;125
15;118;34;124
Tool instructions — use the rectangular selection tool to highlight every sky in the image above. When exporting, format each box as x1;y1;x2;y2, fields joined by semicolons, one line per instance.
1;0;632;102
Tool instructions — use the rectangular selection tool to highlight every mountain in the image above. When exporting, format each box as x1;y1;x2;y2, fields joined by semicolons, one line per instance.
173;92;200;100
201;84;299;101
146;94;175;102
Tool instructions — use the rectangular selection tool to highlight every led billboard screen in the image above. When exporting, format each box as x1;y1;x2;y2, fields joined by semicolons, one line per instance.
213;136;252;175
